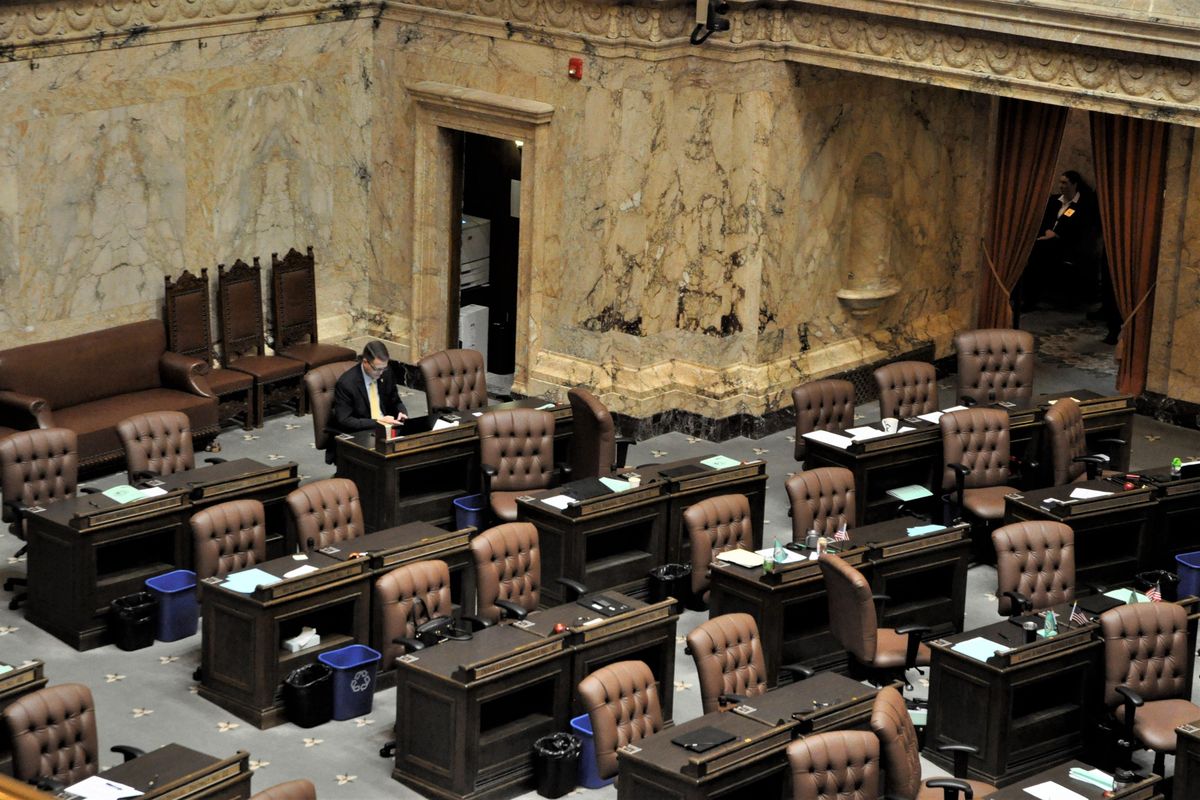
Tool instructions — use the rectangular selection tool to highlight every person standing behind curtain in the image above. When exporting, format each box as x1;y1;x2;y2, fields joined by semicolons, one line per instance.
1019;170;1097;312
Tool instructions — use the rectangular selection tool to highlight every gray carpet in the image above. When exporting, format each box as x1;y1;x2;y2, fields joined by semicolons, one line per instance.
4;338;1200;798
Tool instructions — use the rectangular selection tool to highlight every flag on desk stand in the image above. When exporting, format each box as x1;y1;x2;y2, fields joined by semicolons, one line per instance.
833;527;849;542
1147;584;1163;603
1069;603;1089;626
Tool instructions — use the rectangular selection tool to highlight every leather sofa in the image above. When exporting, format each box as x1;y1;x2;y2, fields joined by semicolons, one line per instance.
0;320;218;473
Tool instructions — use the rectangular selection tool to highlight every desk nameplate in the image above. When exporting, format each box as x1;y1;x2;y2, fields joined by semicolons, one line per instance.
668;463;766;492
0;665;40;695
867;527;967;559
933;625;1094;669
681;725;791;779
524;483;665;518
188;466;297;501
576;600;674;644
760;548;866;585
70;491;188;530
1030;489;1153;518
1076;397;1134;416
453;636;566;682
374;530;473;568
251;559;366;602
154;758;245;800
373;424;478;455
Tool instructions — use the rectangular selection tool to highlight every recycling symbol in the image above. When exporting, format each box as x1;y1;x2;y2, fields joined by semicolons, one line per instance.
350;669;371;693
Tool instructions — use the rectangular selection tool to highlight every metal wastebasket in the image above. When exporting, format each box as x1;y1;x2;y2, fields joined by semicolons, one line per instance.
109;592;158;651
533;732;580;798
648;563;692;612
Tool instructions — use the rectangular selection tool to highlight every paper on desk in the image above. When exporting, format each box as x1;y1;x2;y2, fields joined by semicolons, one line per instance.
951;636;1011;662
1022;781;1087;800
283;564;319;579
63;775;143;800
598;477;632;492
802;430;855;449
1104;588;1151;605
846;426;888;441
536;403;556;410
755;546;805;564
431;418;459;431
139;486;168;498
102;485;144;504
1068;487;1112;499
1046;397;1081;406
700;454;741;470
0;664;11;675
472;412;483;417
223;567;282;594
917;411;944;423
540;494;574;511
907;524;946;537
1067;767;1115;791
715;549;764;568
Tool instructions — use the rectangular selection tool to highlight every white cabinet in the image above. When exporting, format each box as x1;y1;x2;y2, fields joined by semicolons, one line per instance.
459;304;489;365
461;215;490;289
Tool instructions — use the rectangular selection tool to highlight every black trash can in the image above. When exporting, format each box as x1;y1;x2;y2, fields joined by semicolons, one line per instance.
109;592;158;651
533;732;581;799
1135;570;1180;602
648;563;692;612
283;663;333;728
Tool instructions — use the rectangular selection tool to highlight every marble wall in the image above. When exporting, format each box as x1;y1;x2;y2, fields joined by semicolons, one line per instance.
0;17;373;348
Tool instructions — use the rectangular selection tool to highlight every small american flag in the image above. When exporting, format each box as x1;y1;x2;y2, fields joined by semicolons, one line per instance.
1147;584;1163;603
1069;604;1089;626
833;528;849;542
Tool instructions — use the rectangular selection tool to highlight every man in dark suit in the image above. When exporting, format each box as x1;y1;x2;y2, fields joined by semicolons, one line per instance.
332;341;408;435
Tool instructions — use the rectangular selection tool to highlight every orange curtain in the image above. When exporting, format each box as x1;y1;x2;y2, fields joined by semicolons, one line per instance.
1089;113;1170;396
978;99;1069;329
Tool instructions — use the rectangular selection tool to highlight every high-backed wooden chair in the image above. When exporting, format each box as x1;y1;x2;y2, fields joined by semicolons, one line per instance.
164;269;253;430
217;258;305;426
269;247;356;380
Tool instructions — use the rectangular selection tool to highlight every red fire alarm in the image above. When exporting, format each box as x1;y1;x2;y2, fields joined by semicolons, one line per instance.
568;57;583;80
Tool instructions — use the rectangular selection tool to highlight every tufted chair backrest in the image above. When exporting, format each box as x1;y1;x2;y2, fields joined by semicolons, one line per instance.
992;520;1075;615
686;613;768;714
0;427;78;533
2;683;101;785
375;559;454;668
1101;602;1190;708
1044;397;1089;486
868;686;921;799
792;380;856;461
955;328;1035;407
190;499;267;581
305;361;356;452
117;410;195;481
576;660;664;780
251;779;317;800
818;554;878;665
419;349;488;412
787;729;883;800
471;522;541;624
786;467;856;542
286;478;364;552
684;494;754;600
567;387;616;480
478;409;555;493
940;408;1010;491
874;361;938;420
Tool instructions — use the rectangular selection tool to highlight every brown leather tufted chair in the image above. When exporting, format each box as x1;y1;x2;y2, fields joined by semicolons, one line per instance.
792;379;856;462
874;361;939;420
2;683;141;787
478;408;557;522
955;328;1035;407
940;408;1012;528
870;685;993;800
686;613;769;713
567;387;633;480
303;360;357;465
786;729;883;800
991;520;1075;617
1100;602;1200;776
286;478;365;552
269;247;356;375
0;428;84;609
375;559;461;668
117;410;204;484
469;522;583;623
252;779;317;800
577;660;664;781
818;554;930;685
685;494;755;606
1043;397;1122;486
189;499;268;581
786;467;856;542
419;349;489;412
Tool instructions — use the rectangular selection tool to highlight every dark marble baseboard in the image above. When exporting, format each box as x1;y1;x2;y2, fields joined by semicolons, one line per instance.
1136;391;1200;430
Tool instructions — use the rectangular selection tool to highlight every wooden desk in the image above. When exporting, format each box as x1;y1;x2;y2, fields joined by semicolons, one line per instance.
709;518;968;681
93;743;251;800
0;660;47;776
198;552;371;728
805;392;1135;524
1175;720;1200;800
335;399;572;531
24;459;298;650
1004;480;1156;588
615;673;881;799
522;594;679;720
392;623;572;800
1133;467;1200;570
981;759;1162;800
636;457;768;565
517;479;670;604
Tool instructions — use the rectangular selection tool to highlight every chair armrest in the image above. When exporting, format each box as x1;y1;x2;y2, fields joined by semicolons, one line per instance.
959;396;977;407
460;614;492;631
614;437;635;471
111;745;145;762
1001;590;1032;615
871;593;891;614
130;469;159;486
160;350;214;398
392;635;425;652
924;778;975;799
203;457;227;465
948;463;970;479
33;777;67;793
937;743;979;778
481;464;498;496
557;462;572;481
1097;437;1126;448
494;599;528;621
0;390;52;429
556;577;588;600
79;486;100;494
778;663;815;681
718;693;749;705
896;624;932;670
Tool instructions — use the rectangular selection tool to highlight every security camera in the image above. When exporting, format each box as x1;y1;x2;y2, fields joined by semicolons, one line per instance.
690;0;730;45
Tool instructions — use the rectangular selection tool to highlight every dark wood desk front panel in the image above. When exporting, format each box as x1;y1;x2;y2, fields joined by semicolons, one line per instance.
1176;720;1200;800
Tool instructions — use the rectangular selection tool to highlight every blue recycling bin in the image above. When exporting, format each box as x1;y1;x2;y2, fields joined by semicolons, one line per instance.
318;645;381;720
453;493;485;530
1176;551;1200;598
569;713;614;789
144;569;198;642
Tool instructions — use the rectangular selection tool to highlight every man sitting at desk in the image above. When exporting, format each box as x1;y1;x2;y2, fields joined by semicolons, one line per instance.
331;342;408;453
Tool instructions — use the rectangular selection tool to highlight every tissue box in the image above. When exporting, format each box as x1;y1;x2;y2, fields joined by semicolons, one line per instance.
283;627;320;653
